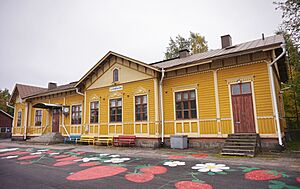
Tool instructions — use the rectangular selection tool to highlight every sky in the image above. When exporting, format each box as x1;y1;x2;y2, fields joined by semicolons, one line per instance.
0;0;283;92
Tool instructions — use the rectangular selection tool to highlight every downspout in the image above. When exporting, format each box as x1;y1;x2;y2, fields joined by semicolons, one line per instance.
6;102;15;109
159;68;165;144
24;102;29;140
75;88;85;134
76;88;84;96
269;43;286;146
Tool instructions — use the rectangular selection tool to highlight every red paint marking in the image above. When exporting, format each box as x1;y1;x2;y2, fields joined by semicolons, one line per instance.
53;155;70;159
175;181;212;189
0;145;6;148
0;151;29;157
53;161;77;167
56;156;80;162
67;166;127;181
296;177;300;183
191;154;208;158
245;170;282;180
140;166;167;175
45;150;54;154
79;162;100;167
18;161;33;165
125;173;154;183
168;155;186;160
17;155;41;160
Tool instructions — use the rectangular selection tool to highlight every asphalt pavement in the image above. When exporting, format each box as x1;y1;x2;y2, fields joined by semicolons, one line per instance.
0;141;299;189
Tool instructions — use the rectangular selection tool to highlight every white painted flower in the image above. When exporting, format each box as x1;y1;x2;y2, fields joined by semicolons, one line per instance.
109;154;120;158
2;155;18;159
104;157;130;164
75;157;100;163
99;153;109;157
49;152;60;155
163;161;186;167
30;152;42;155
192;163;230;172
0;148;19;153
37;149;48;152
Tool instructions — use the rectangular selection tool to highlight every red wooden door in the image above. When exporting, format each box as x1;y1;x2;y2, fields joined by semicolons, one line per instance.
231;83;256;133
52;109;60;132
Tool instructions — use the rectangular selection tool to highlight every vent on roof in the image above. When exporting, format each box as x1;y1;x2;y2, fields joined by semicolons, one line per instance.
221;35;232;49
48;82;57;90
179;49;190;58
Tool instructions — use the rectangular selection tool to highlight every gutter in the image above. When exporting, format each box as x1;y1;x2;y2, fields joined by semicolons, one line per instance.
159;68;165;144
269;43;286;146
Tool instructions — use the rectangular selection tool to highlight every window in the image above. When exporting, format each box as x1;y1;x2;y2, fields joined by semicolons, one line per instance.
71;105;82;125
135;95;147;121
231;83;252;96
113;69;119;82
110;98;122;122
35;110;42;126
175;90;197;119
17;111;22;127
90;101;99;124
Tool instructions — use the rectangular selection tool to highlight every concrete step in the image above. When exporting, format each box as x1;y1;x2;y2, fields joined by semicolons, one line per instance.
225;139;257;143
224;142;256;146
221;152;254;157
223;145;255;149
228;136;258;139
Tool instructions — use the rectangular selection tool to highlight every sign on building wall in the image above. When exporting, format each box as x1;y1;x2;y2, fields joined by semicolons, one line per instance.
109;85;123;92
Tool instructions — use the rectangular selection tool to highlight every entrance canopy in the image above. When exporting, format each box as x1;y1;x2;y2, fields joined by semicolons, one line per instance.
32;103;62;109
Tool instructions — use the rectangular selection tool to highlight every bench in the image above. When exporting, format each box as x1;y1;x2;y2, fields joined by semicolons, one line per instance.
113;135;136;147
77;135;96;145
64;134;81;144
94;136;113;146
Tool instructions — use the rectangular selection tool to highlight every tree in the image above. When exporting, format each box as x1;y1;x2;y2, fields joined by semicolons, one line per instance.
164;32;208;59
0;88;13;116
275;0;300;47
275;0;300;129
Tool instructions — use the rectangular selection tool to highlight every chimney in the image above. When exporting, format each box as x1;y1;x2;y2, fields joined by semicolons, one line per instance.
48;82;57;90
221;35;232;48
179;49;190;58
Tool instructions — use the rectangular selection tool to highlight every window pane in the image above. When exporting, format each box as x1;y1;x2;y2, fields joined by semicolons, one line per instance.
176;111;182;119
136;96;141;104
190;100;196;109
142;96;147;104
183;101;189;109
117;99;122;106
175;92;181;101
183;92;188;100
242;83;251;94
136;106;141;113
117;115;122;122
191;110;197;118
175;102;181;110
142;113;147;121
190;90;196;99
143;104;147;113
117;108;122;115
231;84;240;95
184;111;189;119
111;100;115;107
136;114;141;121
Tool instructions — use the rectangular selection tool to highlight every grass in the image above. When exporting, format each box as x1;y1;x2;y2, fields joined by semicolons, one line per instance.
286;138;300;152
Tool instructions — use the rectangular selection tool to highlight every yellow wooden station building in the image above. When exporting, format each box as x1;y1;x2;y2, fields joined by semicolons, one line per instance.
9;34;288;149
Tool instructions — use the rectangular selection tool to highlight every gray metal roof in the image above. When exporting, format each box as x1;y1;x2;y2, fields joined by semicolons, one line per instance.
152;34;284;69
